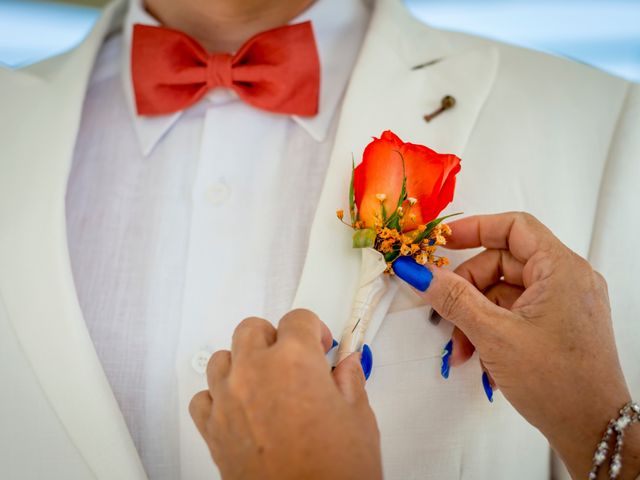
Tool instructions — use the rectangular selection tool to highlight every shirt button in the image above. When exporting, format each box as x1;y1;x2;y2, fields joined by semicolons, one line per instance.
191;350;211;375
204;182;231;205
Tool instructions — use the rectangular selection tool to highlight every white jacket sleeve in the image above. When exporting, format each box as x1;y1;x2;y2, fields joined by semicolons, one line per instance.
552;82;640;480
588;82;640;396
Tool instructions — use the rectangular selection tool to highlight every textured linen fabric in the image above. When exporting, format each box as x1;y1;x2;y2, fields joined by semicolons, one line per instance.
65;0;370;478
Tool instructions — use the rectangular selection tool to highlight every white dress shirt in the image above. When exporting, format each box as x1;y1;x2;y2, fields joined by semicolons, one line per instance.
65;0;370;478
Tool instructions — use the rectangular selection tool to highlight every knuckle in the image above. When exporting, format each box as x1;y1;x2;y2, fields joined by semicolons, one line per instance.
207;350;228;372
188;398;197;418
571;252;591;270
516;211;538;224
511;211;542;231
233;317;275;347
594;270;608;289
280;308;320;327
592;270;610;302
236;316;269;332
189;391;209;417
567;254;602;288
440;279;469;320
530;250;557;278
288;308;319;320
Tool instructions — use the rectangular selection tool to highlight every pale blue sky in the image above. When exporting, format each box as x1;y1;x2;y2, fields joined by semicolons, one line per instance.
1;0;639;81
0;0;100;68
407;0;640;81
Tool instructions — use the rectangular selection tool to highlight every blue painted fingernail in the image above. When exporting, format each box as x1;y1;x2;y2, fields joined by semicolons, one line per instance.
482;371;494;403
392;256;433;291
331;338;338;349
441;339;453;379
360;344;373;380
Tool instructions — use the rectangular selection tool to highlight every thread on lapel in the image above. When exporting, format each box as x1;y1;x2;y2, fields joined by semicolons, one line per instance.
411;58;442;70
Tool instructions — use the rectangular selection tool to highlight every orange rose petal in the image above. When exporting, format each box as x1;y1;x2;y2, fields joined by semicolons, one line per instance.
354;133;405;227
354;131;461;231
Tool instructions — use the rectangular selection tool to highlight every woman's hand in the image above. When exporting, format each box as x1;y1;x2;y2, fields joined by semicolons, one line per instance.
399;212;639;479
189;309;382;480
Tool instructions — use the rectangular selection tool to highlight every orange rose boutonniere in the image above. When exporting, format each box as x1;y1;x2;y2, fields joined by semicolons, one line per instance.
340;130;461;270
334;131;461;371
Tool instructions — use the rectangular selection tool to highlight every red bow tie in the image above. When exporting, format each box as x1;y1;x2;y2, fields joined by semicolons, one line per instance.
131;21;320;116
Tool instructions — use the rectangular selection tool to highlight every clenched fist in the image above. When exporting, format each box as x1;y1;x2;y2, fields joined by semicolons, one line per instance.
189;309;382;480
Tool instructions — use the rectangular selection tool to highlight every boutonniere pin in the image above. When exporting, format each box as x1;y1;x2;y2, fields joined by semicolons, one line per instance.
335;130;462;367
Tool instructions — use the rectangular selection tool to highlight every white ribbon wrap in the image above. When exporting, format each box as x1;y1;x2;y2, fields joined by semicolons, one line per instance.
336;248;396;363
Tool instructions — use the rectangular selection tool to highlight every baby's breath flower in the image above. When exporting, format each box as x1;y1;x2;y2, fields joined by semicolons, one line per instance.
435;257;449;267
380;239;396;253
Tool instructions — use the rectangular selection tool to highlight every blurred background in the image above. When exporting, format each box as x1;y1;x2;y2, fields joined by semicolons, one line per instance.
1;0;639;81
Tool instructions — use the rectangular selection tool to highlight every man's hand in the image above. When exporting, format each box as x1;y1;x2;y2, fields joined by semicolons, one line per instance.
189;309;382;480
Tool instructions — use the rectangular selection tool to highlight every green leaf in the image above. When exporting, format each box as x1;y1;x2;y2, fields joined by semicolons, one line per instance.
394;150;407;211
349;154;357;225
384;150;408;231
384;250;400;262
386;215;400;231
413;212;464;244
352;228;376;248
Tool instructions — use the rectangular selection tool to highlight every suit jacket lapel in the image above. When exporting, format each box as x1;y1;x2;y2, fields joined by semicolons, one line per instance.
0;1;146;478
293;0;500;337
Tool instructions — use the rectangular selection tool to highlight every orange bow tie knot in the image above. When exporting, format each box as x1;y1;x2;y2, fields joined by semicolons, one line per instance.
207;53;234;89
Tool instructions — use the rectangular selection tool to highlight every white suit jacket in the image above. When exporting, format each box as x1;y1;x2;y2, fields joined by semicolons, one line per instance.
1;0;638;478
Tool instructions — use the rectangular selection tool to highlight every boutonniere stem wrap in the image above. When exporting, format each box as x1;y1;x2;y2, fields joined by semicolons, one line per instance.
335;131;462;365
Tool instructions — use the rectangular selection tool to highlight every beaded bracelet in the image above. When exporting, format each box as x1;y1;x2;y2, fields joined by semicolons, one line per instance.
589;401;640;479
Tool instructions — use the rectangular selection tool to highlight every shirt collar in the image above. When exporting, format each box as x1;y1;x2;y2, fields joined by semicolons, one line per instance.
121;0;370;156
